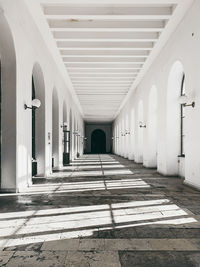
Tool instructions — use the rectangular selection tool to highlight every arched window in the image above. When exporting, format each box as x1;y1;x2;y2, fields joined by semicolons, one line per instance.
180;74;185;156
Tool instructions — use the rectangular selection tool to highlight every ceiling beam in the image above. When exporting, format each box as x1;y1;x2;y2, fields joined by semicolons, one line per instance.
68;69;140;73
49;20;165;29
61;48;153;51
43;6;173;16
46;15;171;20
57;38;157;42
51;27;164;32
70;74;137;77
65;60;145;63
41;0;180;5
67;66;142;69
73;81;132;83
60;50;150;55
64;56;148;59
71;78;135;81
63;58;146;62
54;31;159;39
57;41;154;48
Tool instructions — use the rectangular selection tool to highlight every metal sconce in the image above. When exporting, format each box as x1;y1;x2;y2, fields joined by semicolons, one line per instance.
139;121;146;128
24;99;41;110
179;95;195;108
73;131;79;135
61;122;67;128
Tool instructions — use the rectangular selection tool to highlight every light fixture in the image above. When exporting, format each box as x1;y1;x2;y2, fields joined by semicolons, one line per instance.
73;131;78;135
139;121;146;128
61;122;68;128
24;99;41;110
125;130;130;135
179;95;195;108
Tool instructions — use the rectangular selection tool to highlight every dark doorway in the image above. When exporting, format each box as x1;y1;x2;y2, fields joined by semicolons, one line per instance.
91;129;106;153
0;63;1;185
32;76;37;176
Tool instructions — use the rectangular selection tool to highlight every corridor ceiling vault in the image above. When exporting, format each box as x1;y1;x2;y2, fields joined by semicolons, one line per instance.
40;0;190;122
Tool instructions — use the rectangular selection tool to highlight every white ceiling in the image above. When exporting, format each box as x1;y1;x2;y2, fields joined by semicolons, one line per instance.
40;0;191;122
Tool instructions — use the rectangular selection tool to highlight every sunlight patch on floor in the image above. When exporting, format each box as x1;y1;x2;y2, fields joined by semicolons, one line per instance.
0;199;197;248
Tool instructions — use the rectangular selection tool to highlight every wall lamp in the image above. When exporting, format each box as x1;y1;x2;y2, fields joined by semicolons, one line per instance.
73;131;79;135
61;122;67;128
24;99;41;110
125;130;130;135
139;121;146;128
179;95;195;108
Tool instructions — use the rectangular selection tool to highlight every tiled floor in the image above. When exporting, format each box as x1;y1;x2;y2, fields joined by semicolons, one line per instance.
0;154;200;266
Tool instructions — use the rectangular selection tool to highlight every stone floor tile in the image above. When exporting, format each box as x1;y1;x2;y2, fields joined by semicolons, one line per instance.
119;251;200;267
149;239;199;251
112;228;138;239
3;242;43;251
190;239;200;250
6;251;67;267
41;239;80;251
170;228;200;238
135;227;175;238
65;251;121;267
104;239;151;251
78;238;105;251
0;251;14;266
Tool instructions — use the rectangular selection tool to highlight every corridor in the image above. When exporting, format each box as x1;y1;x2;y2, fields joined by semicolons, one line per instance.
0;154;200;266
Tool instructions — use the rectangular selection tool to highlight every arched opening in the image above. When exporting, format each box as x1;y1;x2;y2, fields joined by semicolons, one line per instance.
32;63;45;177
129;108;135;160
52;88;59;168
32;77;36;175
119;120;123;156
0;63;1;184
121;118;125;157
136;100;144;163
69;109;73;161
62;101;70;165
76;121;80;158
116;124;119;155
0;15;17;190
124;114;129;158
73;117;77;158
91;129;106;154
146;85;158;168
166;61;184;175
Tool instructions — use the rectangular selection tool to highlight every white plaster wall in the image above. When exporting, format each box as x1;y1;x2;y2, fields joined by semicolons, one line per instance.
0;0;83;191
114;0;200;189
